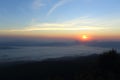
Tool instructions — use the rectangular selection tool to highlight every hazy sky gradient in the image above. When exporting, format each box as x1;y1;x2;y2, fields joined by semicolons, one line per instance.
0;0;120;41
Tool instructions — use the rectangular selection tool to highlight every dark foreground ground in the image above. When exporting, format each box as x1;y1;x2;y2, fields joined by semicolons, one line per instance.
0;49;120;80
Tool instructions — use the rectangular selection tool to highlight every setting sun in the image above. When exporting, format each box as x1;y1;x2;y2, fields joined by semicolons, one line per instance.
82;35;89;40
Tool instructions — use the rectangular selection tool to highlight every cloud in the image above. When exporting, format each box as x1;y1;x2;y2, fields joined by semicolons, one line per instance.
47;0;71;16
46;0;93;16
1;17;105;32
25;17;104;31
32;0;45;9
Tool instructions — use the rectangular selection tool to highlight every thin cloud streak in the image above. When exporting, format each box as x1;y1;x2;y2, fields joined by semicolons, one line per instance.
47;0;71;16
0;17;106;32
0;27;104;32
32;0;45;9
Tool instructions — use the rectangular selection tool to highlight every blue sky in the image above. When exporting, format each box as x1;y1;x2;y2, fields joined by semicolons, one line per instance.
0;0;120;40
0;0;119;28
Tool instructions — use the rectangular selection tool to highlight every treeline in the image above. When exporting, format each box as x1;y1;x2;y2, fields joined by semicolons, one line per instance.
0;49;120;80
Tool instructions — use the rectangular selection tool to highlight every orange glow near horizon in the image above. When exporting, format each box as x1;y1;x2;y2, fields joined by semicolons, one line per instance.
1;31;120;41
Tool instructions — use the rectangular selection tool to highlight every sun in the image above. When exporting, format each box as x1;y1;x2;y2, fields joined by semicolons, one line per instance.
76;34;91;41
82;35;89;40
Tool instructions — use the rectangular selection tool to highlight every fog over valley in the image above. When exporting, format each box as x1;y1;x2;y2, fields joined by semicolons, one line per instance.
0;38;119;62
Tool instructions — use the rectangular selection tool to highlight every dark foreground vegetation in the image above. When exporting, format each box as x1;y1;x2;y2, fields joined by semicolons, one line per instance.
0;49;120;80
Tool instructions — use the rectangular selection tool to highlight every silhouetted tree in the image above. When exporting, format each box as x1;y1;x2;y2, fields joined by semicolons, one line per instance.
98;49;119;73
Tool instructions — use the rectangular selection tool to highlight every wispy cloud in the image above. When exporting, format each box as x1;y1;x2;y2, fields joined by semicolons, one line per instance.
32;0;45;9
1;17;106;32
24;17;104;31
47;0;71;16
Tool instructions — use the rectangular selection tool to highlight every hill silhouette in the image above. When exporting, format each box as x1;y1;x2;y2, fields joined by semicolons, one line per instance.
0;49;120;80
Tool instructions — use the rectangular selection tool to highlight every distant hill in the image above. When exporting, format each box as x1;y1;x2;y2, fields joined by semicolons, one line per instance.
0;39;120;49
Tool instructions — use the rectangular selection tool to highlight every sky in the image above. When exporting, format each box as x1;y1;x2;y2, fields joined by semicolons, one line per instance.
0;0;120;41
